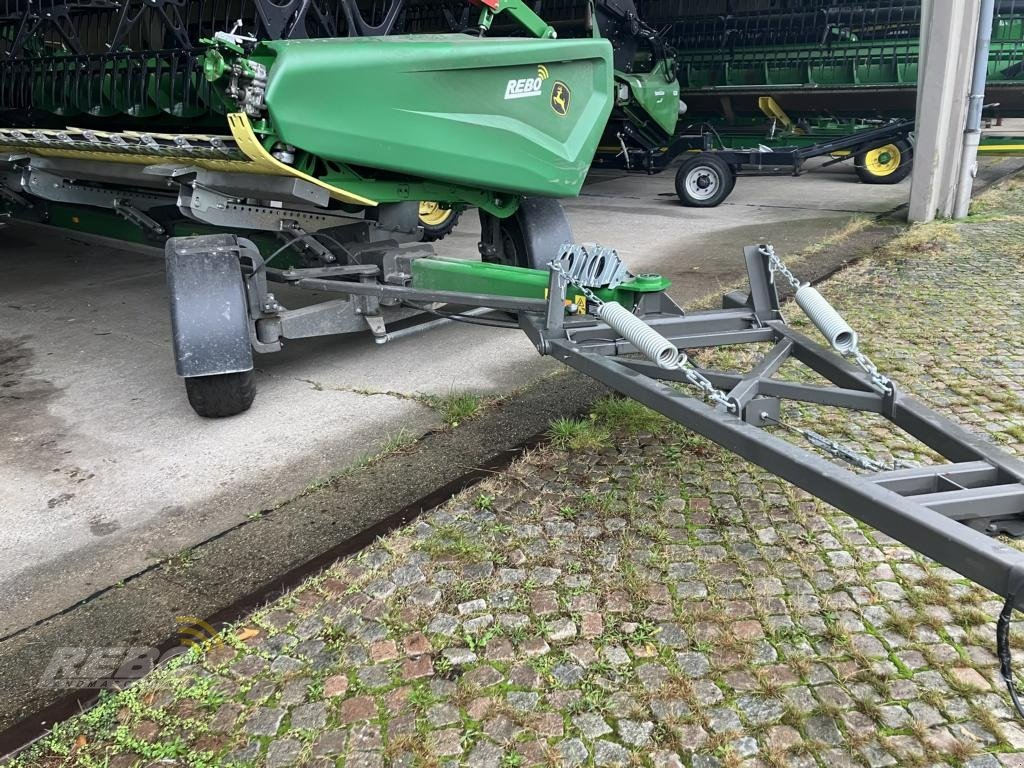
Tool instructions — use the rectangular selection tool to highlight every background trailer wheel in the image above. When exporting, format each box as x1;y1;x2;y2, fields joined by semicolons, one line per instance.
418;201;461;242
855;138;913;184
675;153;736;207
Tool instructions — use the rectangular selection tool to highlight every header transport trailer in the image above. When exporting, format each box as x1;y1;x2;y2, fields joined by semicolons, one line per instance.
4;0;1024;717
400;0;1024;206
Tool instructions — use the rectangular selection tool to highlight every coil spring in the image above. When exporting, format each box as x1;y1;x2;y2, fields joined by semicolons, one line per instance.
795;285;858;354
596;301;680;370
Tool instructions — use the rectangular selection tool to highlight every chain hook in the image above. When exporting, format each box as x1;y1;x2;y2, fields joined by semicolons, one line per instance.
759;244;892;395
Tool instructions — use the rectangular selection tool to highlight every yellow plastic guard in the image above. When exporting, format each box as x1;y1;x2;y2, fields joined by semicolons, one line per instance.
758;96;793;129
227;113;376;207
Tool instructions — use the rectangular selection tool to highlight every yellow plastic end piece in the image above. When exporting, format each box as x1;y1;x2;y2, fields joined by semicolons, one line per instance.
758;96;792;129
227;113;376;207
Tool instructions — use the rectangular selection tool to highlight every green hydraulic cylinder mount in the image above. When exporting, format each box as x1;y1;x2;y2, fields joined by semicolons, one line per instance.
411;255;670;309
473;0;557;39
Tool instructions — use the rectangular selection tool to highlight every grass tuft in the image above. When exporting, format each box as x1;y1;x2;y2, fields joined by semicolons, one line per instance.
881;220;960;258
422;391;484;427
591;395;666;435
547;416;609;451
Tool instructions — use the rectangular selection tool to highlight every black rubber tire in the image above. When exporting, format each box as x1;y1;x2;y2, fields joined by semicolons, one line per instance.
675;153;736;207
419;207;461;242
479;198;572;270
495;214;531;268
184;371;256;418
479;211;531;268
854;138;913;185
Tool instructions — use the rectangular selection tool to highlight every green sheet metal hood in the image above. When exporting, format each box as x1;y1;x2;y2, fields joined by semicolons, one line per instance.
259;34;614;198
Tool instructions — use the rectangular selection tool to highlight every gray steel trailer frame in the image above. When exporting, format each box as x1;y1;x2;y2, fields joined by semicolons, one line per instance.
169;230;1024;706
250;233;1024;611
520;247;1024;611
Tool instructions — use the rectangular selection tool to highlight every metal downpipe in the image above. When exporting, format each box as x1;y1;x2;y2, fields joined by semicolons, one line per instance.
953;0;996;219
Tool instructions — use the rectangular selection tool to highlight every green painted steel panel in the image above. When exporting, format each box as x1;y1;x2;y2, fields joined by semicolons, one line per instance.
617;61;680;136
259;34;614;198
677;40;1024;91
411;255;670;306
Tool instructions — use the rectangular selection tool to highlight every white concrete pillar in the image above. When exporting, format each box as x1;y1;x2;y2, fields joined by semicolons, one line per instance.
908;0;981;222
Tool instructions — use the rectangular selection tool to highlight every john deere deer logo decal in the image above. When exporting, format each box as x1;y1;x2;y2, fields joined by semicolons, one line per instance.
550;81;571;116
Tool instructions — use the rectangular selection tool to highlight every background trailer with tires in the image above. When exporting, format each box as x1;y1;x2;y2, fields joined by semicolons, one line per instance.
585;0;1024;205
601;114;916;207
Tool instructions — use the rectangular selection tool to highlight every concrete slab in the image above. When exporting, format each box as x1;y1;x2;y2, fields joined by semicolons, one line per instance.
0;225;444;635
0;157;1019;638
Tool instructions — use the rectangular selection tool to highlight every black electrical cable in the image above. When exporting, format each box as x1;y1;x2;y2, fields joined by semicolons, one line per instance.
402;302;520;329
307;231;361;264
997;593;1024;719
250;230;361;278
249;233;315;276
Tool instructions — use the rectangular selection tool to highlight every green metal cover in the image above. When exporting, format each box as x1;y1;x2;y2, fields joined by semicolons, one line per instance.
617;59;681;136
259;34;614;198
411;255;670;307
677;40;1024;91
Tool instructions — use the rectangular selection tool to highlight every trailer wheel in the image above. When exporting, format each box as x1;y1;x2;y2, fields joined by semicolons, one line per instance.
855;139;912;184
418;201;461;242
675;154;736;207
184;371;256;418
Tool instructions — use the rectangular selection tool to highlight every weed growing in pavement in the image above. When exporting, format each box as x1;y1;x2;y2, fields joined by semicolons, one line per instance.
1002;424;1024;444
590;394;666;435
421;390;485;427
378;428;418;456
881;220;960;258
547;416;609;451
166;548;198;571
969;174;1024;217
421;524;488;561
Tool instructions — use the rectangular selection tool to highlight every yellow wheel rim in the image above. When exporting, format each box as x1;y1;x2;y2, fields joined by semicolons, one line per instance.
864;144;902;177
419;201;453;227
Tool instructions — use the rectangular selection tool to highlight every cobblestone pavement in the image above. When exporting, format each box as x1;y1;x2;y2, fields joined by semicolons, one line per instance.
10;178;1024;767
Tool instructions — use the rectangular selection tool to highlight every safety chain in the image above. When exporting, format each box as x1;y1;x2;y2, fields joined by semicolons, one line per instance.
678;353;737;412
549;260;605;308
759;244;892;393
851;350;892;393
549;260;737;413
760;243;802;293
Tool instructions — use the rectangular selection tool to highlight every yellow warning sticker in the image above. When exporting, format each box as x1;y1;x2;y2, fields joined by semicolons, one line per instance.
543;289;588;315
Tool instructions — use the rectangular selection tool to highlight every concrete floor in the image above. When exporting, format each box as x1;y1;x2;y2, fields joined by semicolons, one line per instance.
1;157;1020;638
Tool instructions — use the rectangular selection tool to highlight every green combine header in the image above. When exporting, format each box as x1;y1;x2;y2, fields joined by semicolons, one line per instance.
641;0;1024;119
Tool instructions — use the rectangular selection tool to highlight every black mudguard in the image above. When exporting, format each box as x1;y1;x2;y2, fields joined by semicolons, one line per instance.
165;234;254;378
515;197;574;270
478;196;574;270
